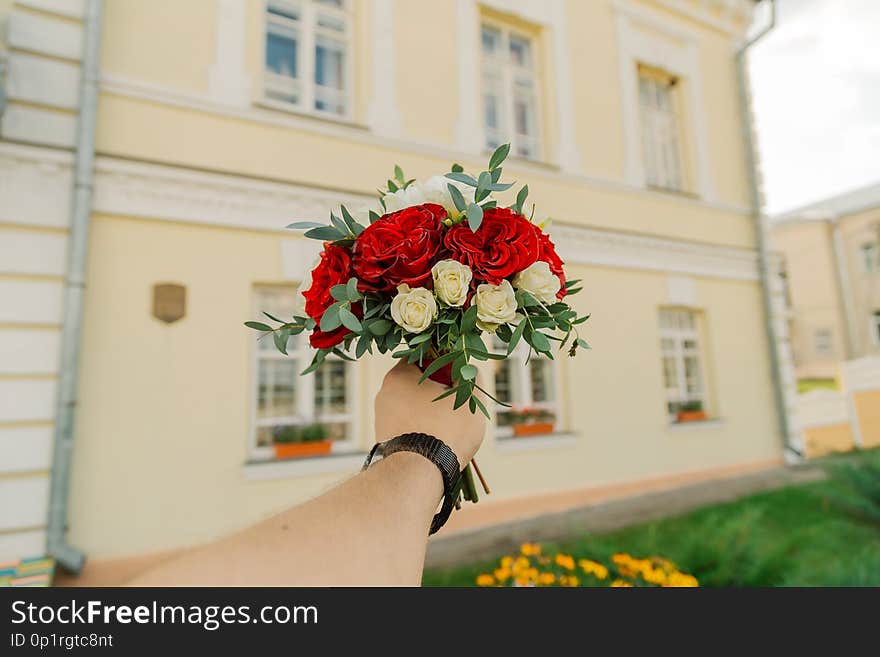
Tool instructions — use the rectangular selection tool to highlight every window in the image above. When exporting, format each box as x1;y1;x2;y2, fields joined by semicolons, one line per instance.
861;242;879;272
659;309;708;422
252;287;356;460
872;311;880;346
814;329;833;355
491;337;558;436
639;65;684;192
264;0;351;117
481;23;540;159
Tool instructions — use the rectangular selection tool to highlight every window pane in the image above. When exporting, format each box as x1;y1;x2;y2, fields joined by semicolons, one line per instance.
484;91;500;130
494;360;513;404
683;356;701;395
317;12;346;32
530;359;554;403
266;30;298;78
315;360;347;415
316;0;344;7
481;25;500;55
509;34;532;68
315;36;345;113
662;355;678;390
268;2;300;22
258;359;298;419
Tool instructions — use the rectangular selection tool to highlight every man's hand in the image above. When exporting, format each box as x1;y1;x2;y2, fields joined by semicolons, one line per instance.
374;362;486;465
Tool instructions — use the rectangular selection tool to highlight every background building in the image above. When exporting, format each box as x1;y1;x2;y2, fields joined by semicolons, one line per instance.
0;0;799;582
772;182;880;382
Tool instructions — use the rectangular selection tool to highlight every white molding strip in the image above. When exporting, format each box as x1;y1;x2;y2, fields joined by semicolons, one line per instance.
0;329;61;375
654;0;753;36
7;10;83;61
0;230;68;277
551;223;759;281
0;380;57;423
0;426;53;474
17;0;86;19
242;453;365;481
92;157;374;231
366;0;402;137
98;73;750;216
0;477;49;531
0;529;47;562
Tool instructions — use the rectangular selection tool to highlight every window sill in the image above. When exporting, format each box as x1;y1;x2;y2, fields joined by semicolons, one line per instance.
495;432;578;453
646;184;700;200
255;98;367;131
243;451;366;481
667;418;725;432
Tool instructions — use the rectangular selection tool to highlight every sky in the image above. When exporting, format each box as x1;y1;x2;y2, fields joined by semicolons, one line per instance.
748;0;880;215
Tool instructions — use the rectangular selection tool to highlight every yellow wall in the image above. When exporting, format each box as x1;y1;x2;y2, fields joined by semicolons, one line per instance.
853;390;880;448
803;423;855;459
69;214;781;557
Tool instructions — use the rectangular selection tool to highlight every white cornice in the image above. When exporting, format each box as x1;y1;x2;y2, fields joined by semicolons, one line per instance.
551;223;759;281
649;0;753;36
2;144;759;282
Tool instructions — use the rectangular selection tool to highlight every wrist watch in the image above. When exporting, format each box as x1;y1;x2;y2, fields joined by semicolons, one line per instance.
362;432;462;534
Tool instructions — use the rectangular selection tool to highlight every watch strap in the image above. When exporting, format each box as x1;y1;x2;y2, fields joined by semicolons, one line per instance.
362;433;461;535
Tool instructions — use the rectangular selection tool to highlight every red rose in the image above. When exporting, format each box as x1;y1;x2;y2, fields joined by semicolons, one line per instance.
303;244;352;321
536;228;567;299
309;303;362;349
444;207;539;284
352;204;447;293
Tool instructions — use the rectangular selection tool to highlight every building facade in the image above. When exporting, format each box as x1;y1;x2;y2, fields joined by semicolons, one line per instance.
772;182;880;381
0;0;798;580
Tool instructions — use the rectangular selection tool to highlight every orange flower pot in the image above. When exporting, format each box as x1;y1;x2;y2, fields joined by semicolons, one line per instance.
513;422;555;437
273;440;333;460
676;411;707;423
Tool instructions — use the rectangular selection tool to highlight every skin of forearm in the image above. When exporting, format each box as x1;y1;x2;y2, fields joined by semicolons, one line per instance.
128;452;444;587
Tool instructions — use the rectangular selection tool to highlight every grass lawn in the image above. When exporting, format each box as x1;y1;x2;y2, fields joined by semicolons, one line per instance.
423;449;880;587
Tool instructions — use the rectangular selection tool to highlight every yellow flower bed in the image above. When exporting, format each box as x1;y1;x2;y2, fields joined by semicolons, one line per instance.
476;543;698;588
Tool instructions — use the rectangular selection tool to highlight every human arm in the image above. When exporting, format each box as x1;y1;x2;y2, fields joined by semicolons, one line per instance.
127;363;485;586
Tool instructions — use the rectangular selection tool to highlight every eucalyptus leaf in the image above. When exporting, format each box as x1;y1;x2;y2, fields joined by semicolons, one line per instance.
273;329;289;355
338;306;362;333
368;319;392;336
340;206;365;236
461;305;479;334
451;163;464;173
286;221;326;229
419;351;460;383
446;172;478;187
346;277;361;301
460;364;477;381
488;143;511;170
330;284;349;302
447;184;467;212
369;210;381;224
467;203;483;232
244;321;272;331
529;330;551;352
304;226;344;241
320;304;342;332
515;185;529;214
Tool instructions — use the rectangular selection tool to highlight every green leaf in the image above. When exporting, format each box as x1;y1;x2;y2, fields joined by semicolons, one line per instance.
365;302;388;319
245;321;272;331
432;386;460;402
273;329;290;355
464;332;486;354
461;304;479;334
331;347;356;362
330;212;350;235
454;382;472;409
356;333;372;358
460;364;477;381
419;351;460;383
394;164;405;184
487;181;515;192
447;183;467;212
304;226;344;241
466;203;483;232
507;320;526;354
262;311;285;323
517;290;540;307
286;221;326;229
387;179;399;192
369;210;381;224
577;338;591;350
385;331;401;350
320;304;342;332
346;277;361;301
330;284;349;302
475;171;491;202
409;332;433;345
488;143;511;170
514;185;529;214
368;319;392;335
338;306;362;333
446;172;478;187
490;167;502;183
529;329;551;352
340;206;365;236
451;163;464;173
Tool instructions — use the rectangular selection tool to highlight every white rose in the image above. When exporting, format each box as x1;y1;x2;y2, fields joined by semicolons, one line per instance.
390;284;438;334
513;261;561;305
473;280;517;332
431;260;473;307
381;176;474;218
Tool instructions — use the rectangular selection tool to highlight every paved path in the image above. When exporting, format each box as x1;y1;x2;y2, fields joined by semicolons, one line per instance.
425;464;826;570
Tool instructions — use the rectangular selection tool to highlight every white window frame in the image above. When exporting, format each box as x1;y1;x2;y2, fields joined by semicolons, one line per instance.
860;242;879;273
814;329;833;356
261;0;354;121
480;22;541;160
490;338;559;438
659;309;708;423
638;66;684;192
250;287;358;462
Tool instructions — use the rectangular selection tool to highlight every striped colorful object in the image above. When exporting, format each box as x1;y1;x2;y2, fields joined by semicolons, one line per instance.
0;556;55;587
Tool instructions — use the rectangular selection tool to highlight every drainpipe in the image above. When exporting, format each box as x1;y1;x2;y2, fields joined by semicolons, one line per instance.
46;0;103;574
735;0;801;459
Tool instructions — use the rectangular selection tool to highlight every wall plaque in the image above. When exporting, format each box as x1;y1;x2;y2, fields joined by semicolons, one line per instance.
152;283;186;324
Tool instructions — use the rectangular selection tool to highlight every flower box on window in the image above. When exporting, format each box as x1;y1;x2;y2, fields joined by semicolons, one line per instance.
676;401;707;424
509;409;555;437
273;423;332;460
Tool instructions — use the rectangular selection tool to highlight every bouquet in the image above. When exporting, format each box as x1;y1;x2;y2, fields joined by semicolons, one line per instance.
247;144;589;506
